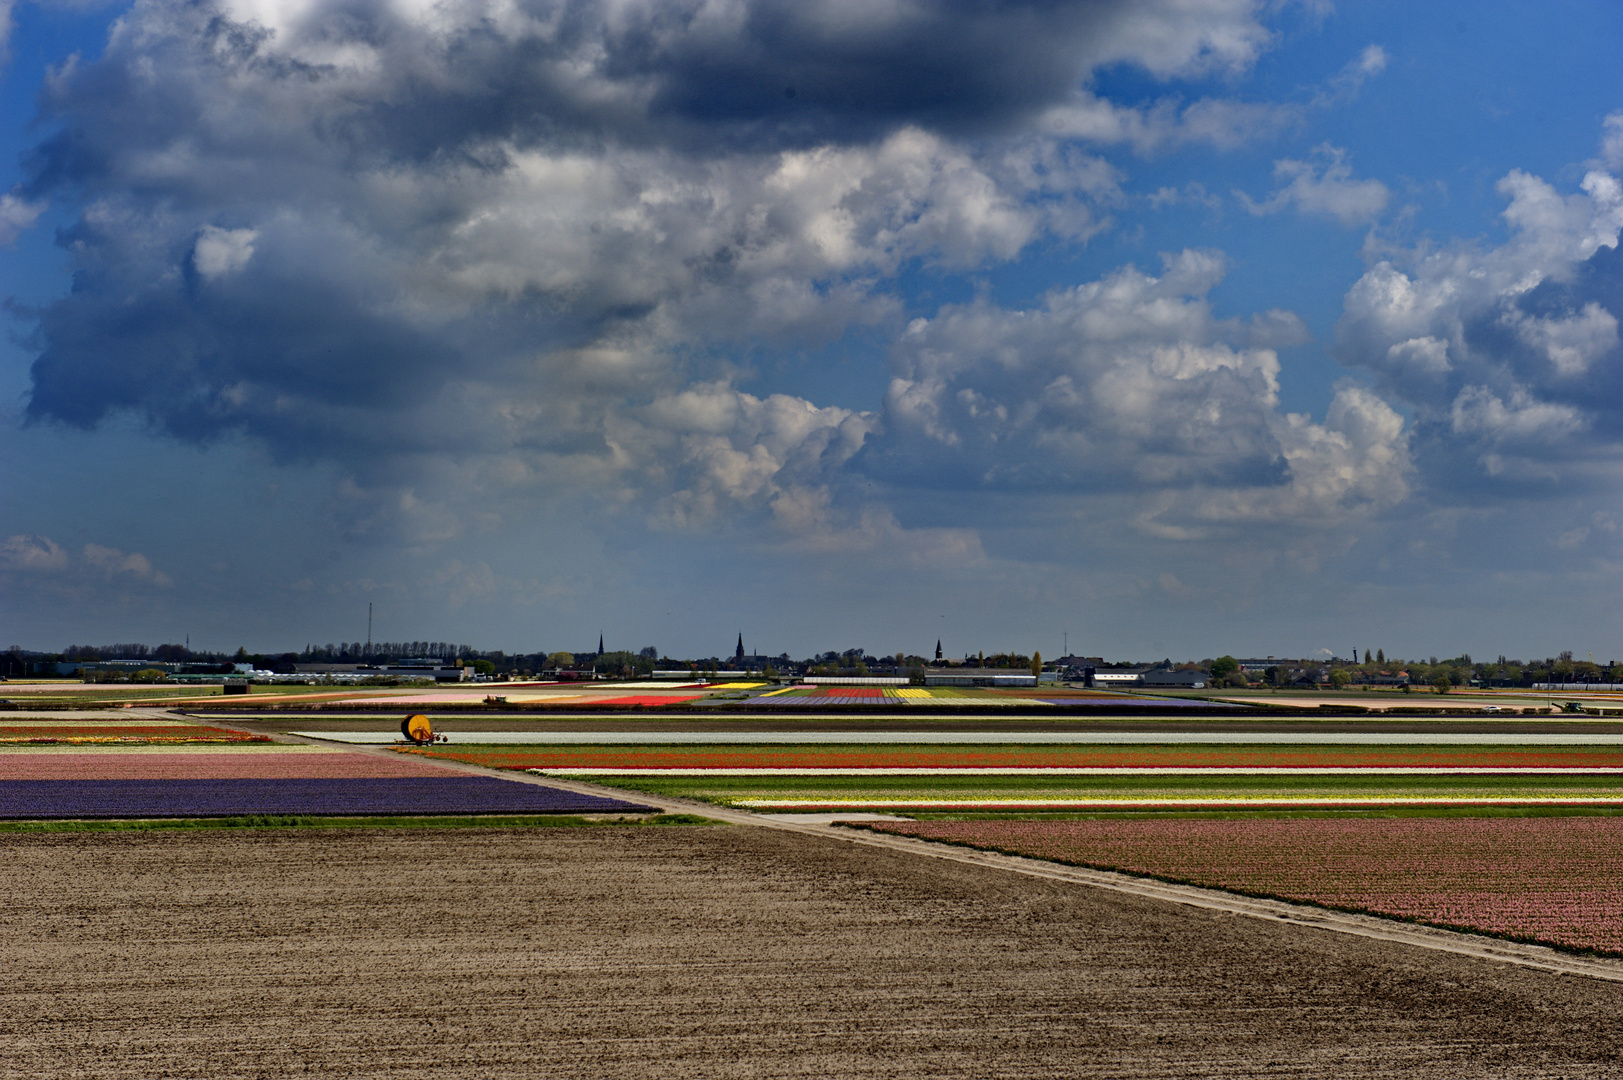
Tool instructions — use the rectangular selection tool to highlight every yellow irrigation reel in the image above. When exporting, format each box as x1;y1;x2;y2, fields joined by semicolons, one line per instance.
400;714;444;745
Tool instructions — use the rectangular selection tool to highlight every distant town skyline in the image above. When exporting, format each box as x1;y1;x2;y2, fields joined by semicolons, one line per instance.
3;1;1621;661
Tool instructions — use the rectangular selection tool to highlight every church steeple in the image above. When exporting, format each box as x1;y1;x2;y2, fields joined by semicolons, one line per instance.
597;634;604;657
735;633;745;661
935;639;942;661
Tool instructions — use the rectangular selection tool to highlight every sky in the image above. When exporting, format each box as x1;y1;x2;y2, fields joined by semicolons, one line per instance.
1;0;1621;663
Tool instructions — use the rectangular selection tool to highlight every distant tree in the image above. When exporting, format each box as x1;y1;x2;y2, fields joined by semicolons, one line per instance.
1432;671;1452;694
594;650;651;677
1210;656;1239;680
1376;648;1385;666
1328;669;1351;689
471;659;495;676
1030;651;1042;678
545;651;574;670
1364;649;1372;664
132;668;168;683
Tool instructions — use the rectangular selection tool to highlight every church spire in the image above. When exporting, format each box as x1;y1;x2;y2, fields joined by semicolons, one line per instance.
735;633;745;661
597;634;604;657
935;639;942;661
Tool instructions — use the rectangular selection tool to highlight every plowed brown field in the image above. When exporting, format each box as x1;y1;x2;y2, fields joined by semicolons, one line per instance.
4;826;1621;1078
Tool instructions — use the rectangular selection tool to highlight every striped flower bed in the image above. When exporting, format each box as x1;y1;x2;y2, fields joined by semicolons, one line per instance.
0;777;653;818
743;798;1623;810
865;817;1623;955
0;750;464;780
0;723;268;744
562;772;1623;812
399;743;1623;771
586;694;707;707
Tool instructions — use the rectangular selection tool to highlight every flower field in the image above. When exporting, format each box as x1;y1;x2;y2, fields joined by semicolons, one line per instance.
864;817;1623;956
566;771;1623;810
586;694;708;706
0;749;466;780
0;777;654;818
401;742;1623;772
0;718;654;818
0;721;270;744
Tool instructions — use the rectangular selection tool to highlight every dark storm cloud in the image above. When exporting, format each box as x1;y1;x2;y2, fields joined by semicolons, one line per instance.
25;0;1258;469
17;0;1324;538
22;0;1264;181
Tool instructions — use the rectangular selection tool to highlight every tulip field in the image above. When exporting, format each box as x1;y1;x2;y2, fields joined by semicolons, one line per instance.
862;816;1623;956
396;736;1623;811
0;720;269;744
0;777;652;818
555;770;1623;810
0;747;472;779
0;717;651;818
403;742;1623;772
744;686;1229;707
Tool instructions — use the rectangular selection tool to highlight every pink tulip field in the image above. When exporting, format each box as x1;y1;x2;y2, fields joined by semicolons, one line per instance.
868;816;1623;955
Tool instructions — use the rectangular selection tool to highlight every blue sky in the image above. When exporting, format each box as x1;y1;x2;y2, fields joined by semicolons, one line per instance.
2;0;1621;663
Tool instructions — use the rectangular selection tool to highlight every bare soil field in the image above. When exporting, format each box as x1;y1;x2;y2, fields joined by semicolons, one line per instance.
5;826;1622;1079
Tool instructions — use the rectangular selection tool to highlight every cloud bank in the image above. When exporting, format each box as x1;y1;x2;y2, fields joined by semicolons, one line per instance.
9;0;1621;653
1336;163;1623;491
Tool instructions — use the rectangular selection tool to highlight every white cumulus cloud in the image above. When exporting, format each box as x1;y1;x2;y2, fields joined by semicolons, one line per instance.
1335;130;1623;494
1240;144;1389;225
192;226;258;279
0;191;44;247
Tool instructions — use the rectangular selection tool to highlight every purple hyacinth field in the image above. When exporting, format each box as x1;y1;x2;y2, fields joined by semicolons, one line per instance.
0;777;654;818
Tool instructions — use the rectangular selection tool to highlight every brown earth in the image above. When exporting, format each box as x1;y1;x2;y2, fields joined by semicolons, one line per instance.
5;826;1621;1079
